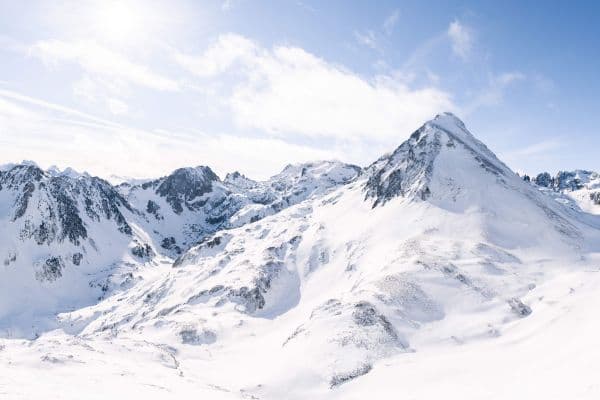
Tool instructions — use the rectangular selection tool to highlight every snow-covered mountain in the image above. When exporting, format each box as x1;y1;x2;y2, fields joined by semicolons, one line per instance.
0;163;146;332
0;156;359;336
2;113;600;399
529;169;600;214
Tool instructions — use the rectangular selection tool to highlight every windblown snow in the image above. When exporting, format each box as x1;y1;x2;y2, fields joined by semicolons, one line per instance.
2;113;600;399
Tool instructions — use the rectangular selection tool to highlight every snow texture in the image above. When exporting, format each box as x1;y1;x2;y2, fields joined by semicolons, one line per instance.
2;113;600;399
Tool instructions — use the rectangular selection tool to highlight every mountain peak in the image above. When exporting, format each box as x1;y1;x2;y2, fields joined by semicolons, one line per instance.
152;166;220;214
364;113;511;206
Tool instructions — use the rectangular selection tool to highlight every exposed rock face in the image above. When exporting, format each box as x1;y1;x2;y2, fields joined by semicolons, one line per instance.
0;163;149;323
72;253;83;266
144;166;220;214
508;298;532;317
223;161;361;228
36;256;65;282
179;327;217;345
352;301;399;341
364;112;508;206
119;160;361;257
146;200;161;219
534;172;552;188
554;171;586;191
330;364;372;388
160;237;181;254
533;170;599;192
1;165;133;249
131;243;155;260
531;169;600;210
364;123;441;206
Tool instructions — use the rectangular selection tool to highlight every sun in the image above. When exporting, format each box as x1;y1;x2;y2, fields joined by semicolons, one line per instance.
91;0;155;44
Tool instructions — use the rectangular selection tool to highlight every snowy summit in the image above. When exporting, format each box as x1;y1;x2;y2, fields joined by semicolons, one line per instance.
2;113;600;399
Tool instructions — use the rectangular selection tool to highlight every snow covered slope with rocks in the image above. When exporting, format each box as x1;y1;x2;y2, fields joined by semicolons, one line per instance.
0;158;359;337
531;169;600;214
2;113;600;399
0;163;153;336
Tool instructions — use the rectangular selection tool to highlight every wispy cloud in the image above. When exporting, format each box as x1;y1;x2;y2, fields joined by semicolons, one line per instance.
296;1;317;13
354;30;380;51
30;40;180;92
447;20;473;60
174;34;257;77
505;139;563;158
0;88;121;127
0;88;341;180
383;10;400;36
106;98;129;116
500;138;564;171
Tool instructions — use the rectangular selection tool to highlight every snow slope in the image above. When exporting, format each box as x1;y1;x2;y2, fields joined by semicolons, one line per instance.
0;159;359;338
2;113;600;398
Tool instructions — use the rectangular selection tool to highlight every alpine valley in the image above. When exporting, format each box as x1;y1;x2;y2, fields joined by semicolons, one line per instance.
2;113;600;399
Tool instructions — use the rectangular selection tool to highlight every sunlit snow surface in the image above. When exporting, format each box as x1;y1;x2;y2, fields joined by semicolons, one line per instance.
2;114;600;399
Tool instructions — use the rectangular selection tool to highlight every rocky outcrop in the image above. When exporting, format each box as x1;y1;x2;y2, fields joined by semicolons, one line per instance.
364;113;508;206
143;166;220;214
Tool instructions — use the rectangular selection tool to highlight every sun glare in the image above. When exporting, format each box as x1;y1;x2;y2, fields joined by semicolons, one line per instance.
92;0;154;44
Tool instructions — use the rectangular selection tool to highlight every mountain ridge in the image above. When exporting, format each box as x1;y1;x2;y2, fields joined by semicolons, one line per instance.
2;113;600;398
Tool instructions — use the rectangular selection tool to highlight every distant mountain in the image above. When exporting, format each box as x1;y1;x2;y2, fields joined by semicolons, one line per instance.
0;157;359;335
528;169;600;213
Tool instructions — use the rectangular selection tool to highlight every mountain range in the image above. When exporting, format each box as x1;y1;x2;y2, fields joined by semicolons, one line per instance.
1;113;600;399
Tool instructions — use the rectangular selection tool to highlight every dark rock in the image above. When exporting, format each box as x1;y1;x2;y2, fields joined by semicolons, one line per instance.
364;114;505;207
3;252;16;266
554;171;584;191
146;200;162;219
364;124;441;207
156;167;219;214
330;364;372;388
508;297;532;317
72;253;83;266
13;181;35;220
36;256;65;282
131;243;154;260
161;237;181;254
48;178;88;245
179;328;217;345
534;172;552;187
352;301;398;341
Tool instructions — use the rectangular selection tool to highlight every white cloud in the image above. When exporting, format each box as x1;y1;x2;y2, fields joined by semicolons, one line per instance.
447;20;473;60
0;88;120;127
107;98;129;115
354;30;380;51
0;89;342;180
383;10;400;35
30;40;180;91
174;34;257;77
496;72;525;85
176;34;455;142
222;0;235;11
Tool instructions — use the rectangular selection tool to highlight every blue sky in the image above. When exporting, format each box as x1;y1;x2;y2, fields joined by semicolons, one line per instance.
0;0;598;180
